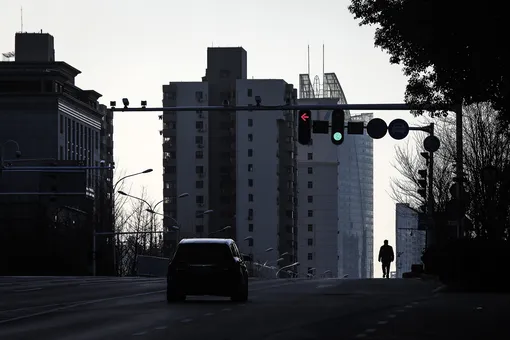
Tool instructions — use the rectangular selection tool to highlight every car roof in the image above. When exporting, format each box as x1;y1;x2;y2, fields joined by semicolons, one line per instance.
178;238;235;245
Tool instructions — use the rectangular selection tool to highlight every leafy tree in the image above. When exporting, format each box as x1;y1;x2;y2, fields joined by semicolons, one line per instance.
390;103;510;240
348;1;510;127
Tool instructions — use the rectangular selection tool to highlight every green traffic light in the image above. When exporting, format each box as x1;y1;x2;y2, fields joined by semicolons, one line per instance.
333;132;343;141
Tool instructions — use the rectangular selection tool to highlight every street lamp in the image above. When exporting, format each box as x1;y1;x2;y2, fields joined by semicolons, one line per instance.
111;169;152;275
152;192;189;213
208;225;231;237
146;209;183;244
276;262;300;279
113;169;153;191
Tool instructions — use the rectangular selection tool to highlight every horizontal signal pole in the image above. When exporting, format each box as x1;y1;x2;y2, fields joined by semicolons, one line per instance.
330;124;432;133
0;192;86;196
110;103;454;112
0;166;113;171
95;231;169;236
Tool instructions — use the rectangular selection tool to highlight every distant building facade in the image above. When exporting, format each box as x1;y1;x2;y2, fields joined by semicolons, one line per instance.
0;32;113;275
296;73;374;279
161;48;298;267
395;203;426;278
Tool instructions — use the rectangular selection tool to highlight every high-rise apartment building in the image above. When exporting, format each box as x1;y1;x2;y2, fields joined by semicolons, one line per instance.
0;32;114;275
296;73;374;279
395;203;426;278
235;79;298;267
161;48;298;267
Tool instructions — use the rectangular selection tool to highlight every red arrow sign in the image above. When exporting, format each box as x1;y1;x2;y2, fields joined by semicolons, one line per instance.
300;113;309;121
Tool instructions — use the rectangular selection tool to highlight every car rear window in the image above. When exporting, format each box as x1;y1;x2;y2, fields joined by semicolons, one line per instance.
174;243;233;265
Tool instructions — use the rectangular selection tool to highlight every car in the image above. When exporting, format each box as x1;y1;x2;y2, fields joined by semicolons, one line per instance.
166;238;250;303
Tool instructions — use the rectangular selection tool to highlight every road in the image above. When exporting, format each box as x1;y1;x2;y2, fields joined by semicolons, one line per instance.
0;276;509;340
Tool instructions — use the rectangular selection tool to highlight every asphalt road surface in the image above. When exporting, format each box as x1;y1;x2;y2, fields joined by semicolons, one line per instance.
0;276;508;340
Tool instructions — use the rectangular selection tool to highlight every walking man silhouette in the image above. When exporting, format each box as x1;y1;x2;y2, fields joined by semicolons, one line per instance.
378;240;394;278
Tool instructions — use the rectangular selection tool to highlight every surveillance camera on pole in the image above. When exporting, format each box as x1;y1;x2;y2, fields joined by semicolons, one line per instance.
122;98;129;109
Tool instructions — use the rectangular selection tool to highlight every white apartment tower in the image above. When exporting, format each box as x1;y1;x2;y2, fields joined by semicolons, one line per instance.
235;79;298;268
395;203;426;278
297;73;374;279
161;48;298;266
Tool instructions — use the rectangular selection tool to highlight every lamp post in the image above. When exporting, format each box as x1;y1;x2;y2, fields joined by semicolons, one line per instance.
208;225;231;237
110;169;152;276
117;190;154;252
146;209;183;245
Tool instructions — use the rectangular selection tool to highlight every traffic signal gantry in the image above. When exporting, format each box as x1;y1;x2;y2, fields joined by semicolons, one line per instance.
296;109;436;146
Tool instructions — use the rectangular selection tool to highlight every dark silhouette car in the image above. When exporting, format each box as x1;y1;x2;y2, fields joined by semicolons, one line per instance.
166;238;250;303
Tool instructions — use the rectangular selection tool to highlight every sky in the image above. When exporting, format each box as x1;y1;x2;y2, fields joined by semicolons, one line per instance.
1;0;425;278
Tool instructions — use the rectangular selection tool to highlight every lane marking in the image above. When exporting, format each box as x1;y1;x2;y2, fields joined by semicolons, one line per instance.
396;309;405;313
13;288;42;292
355;334;367;338
154;326;167;330
221;308;231;312
180;318;193;323
0;303;63;314
377;321;388;325
365;329;376;333
388;314;396;318
405;305;413;308
132;331;147;336
204;312;214;316
316;284;334;289
0;289;165;325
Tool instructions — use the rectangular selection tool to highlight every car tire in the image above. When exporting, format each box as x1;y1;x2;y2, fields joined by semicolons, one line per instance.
166;288;186;303
231;279;248;302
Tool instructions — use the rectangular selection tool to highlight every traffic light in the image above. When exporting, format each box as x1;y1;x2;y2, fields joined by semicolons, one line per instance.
331;109;345;145
298;110;312;145
417;169;427;199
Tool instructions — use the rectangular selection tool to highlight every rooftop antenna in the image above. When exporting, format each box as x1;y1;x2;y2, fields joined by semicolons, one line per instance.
307;45;310;76
322;43;325;96
21;6;23;32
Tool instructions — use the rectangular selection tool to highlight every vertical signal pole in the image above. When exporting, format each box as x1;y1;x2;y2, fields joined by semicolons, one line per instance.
298;110;312;145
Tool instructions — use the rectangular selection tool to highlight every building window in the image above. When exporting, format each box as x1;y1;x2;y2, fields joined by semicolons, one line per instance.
247;89;253;97
196;180;203;189
195;136;203;144
195;150;203;159
248;119;253;127
196;196;204;204
220;69;230;78
307;167;313;174
307;153;313;160
248;134;253;142
248;224;254;232
248;238;254;246
307;210;313;217
196;121;204;129
60;115;64;134
307;181;313;189
196;166;204;174
307;196;313;203
248;179;253;187
248;194;254;202
307;224;313;232
307;253;313;260
59;146;64;159
165;166;176;174
248;209;253;217
307;238;313;246
248;164;253;172
248;149;253;157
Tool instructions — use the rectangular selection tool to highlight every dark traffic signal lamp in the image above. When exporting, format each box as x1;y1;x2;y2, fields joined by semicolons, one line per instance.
331;109;345;145
298;110;312;145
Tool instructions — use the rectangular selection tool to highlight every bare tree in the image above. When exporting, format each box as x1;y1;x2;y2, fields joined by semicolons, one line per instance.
114;187;165;276
390;103;510;240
